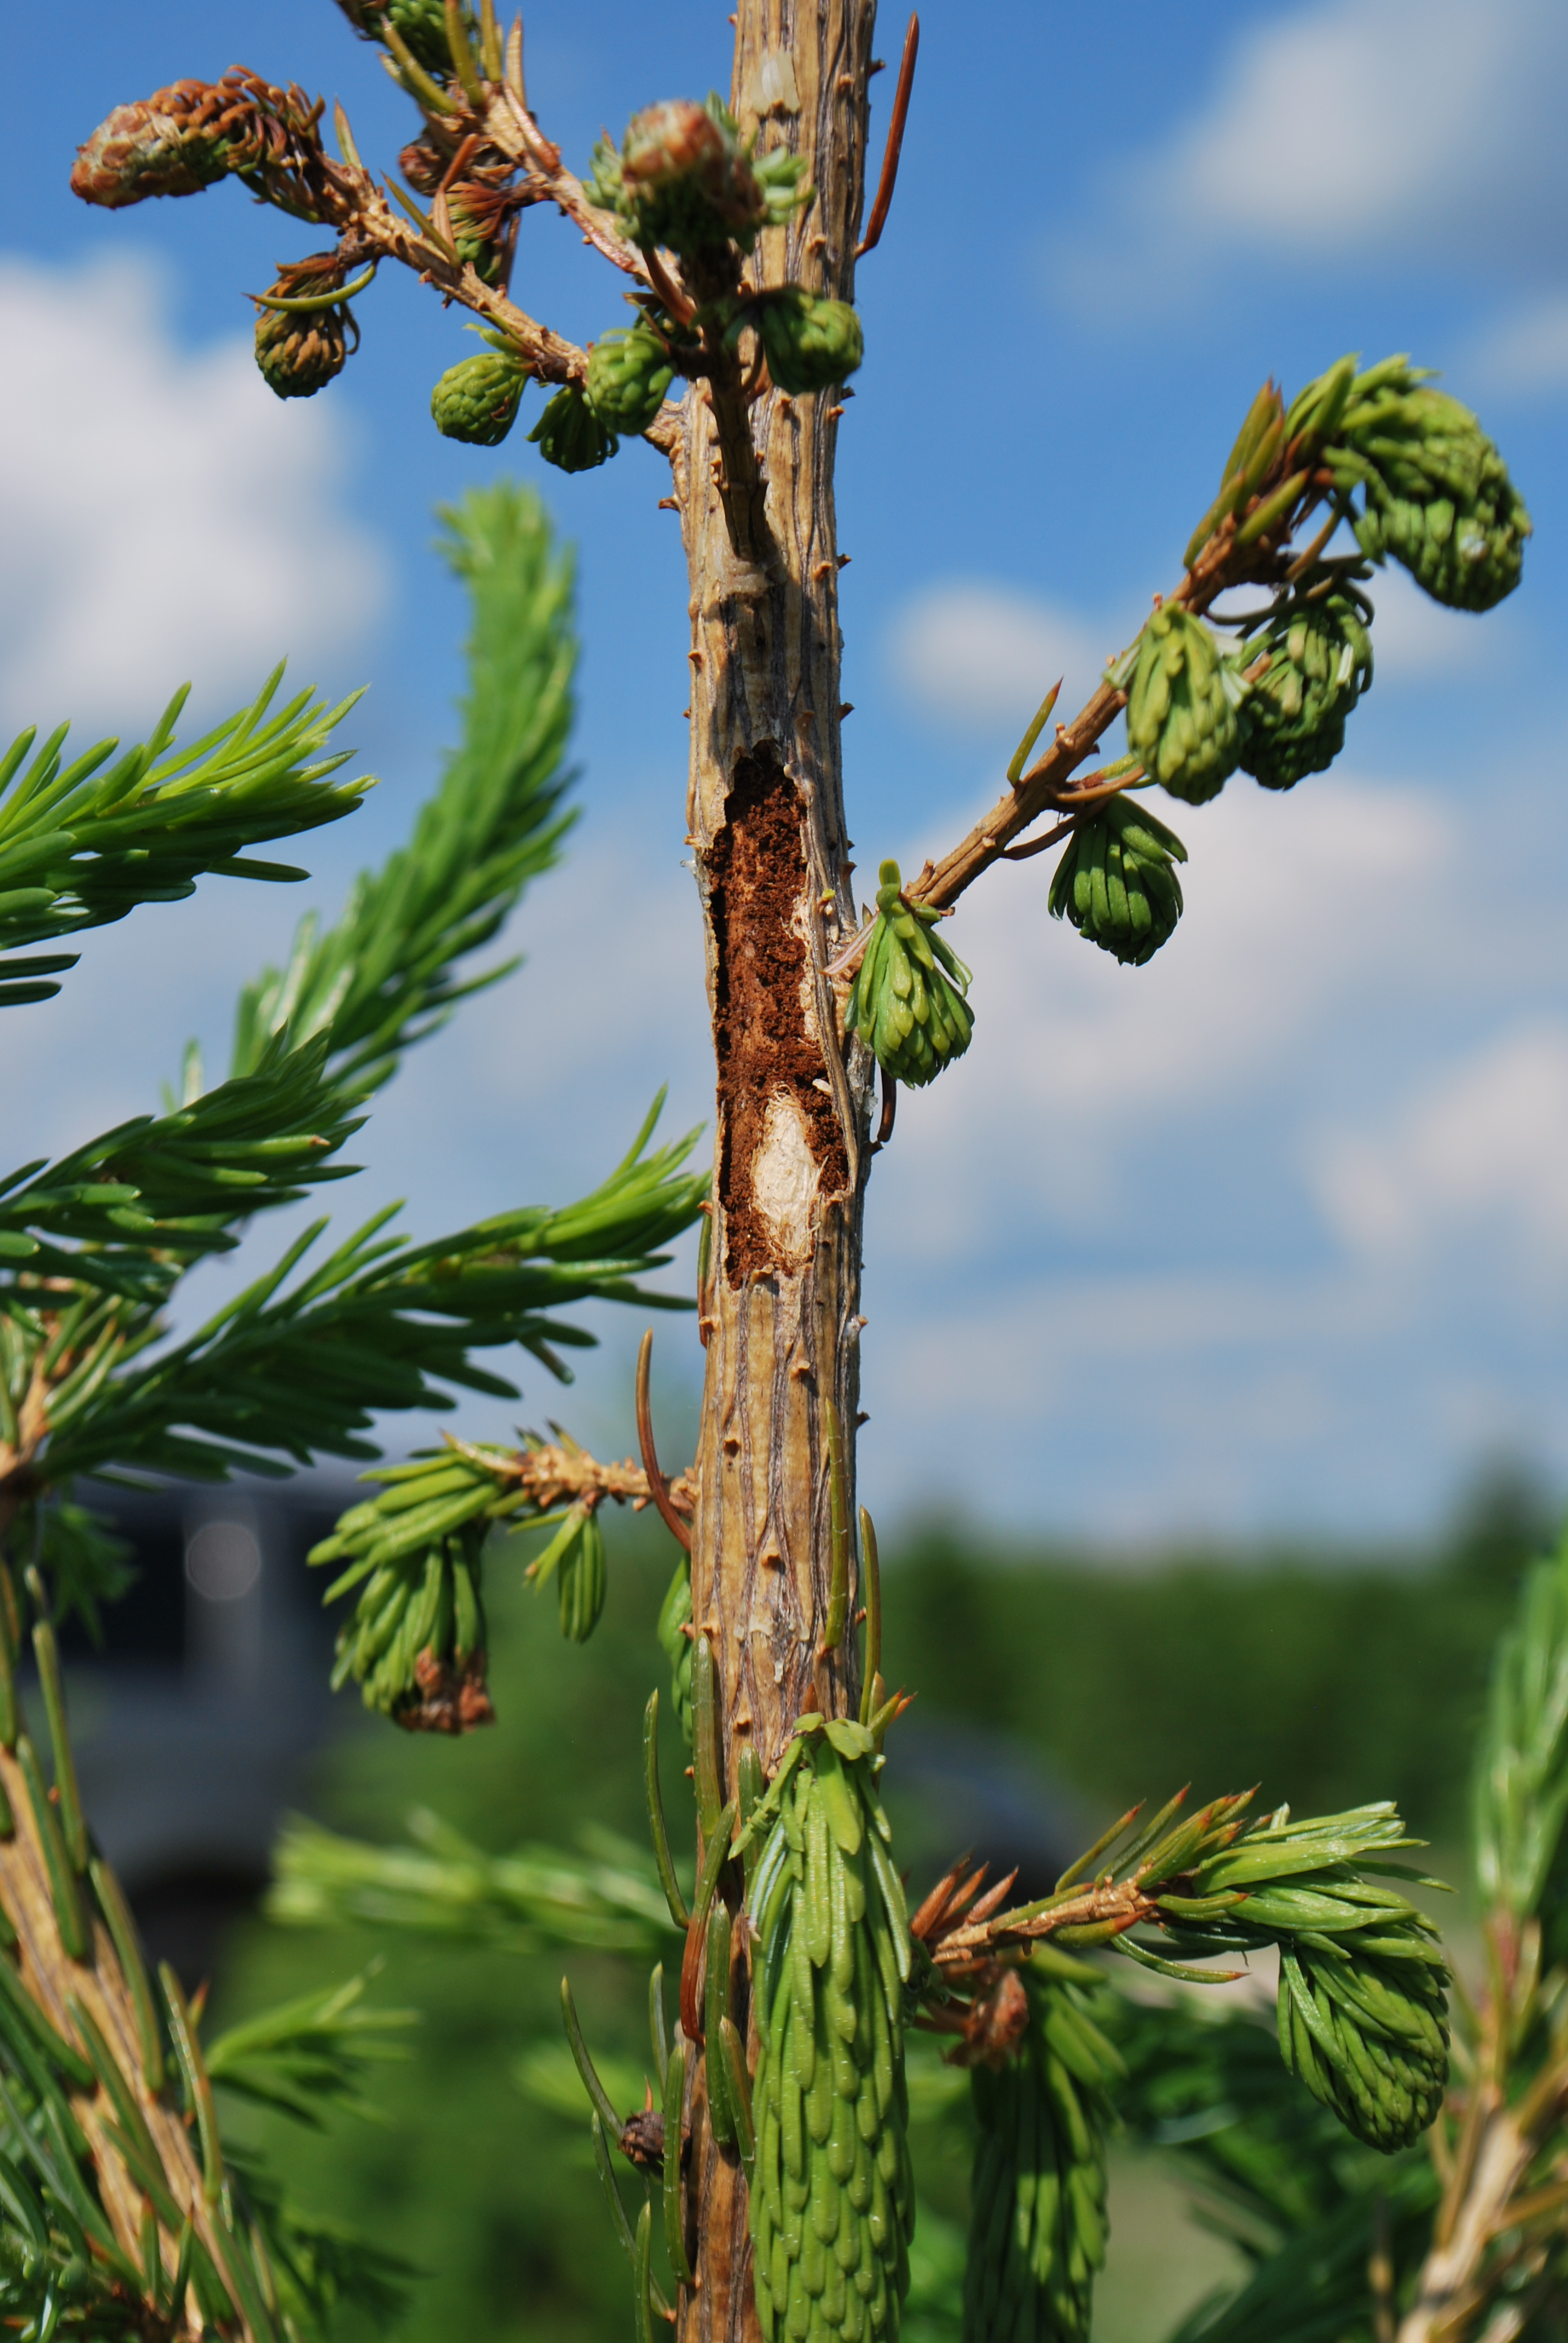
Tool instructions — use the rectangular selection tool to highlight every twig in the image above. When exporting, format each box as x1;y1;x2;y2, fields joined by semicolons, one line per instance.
871;1069;897;1151
1000;814;1082;865
642;244;697;327
998;767;1146;863
435;129;482;197
442;1427;693;1517
1284;503;1344;583
637;1329;693;1553
1372;2197;1396;2343
912;504;1327;909
825;914;877;980
855;15;920;260
327;151;586;379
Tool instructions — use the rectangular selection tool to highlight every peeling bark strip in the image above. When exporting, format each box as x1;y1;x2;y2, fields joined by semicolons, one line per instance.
711;744;851;1285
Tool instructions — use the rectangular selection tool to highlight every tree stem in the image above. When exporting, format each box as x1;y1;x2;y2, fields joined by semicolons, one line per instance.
675;3;878;2334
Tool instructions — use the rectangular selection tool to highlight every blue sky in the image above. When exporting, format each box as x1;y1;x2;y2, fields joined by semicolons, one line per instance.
4;0;1567;1544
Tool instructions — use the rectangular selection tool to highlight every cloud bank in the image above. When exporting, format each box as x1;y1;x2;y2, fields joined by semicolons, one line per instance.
0;252;387;736
1047;0;1568;330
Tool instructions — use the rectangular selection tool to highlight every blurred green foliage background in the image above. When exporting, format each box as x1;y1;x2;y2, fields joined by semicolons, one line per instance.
210;1465;1555;2342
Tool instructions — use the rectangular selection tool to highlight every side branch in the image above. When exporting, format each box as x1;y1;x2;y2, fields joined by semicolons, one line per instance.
912;458;1349;908
444;1429;696;1522
333;158;587;385
912;673;1131;910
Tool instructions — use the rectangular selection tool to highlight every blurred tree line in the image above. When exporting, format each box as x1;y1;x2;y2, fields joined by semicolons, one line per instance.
209;1462;1557;2343
883;1460;1555;1850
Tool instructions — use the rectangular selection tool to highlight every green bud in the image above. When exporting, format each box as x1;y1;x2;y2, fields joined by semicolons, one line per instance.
621;97;765;256
528;382;619;473
1048;795;1186;966
755;288;863;398
586;323;676;435
583;130;628;219
1315;362;1531;612
253;254;357;401
388;0;458;71
335;0;456;76
1237;586;1373;791
751;142;811;231
1278;1938;1449;2154
965;1973;1114;2343
749;1732;913;2343
1122;603;1244;805
431;350;526;445
844;859;973;1089
1354;443;1530;613
446;180;515;287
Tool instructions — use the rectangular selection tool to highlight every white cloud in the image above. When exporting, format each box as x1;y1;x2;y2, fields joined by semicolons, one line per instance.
0;251;387;734
1312;1025;1568;1272
1466;293;1568;398
1359;562;1513;683
885;581;1111;728
875;772;1455;1251
889;557;1508;754
1166;0;1547;248
1048;0;1568;308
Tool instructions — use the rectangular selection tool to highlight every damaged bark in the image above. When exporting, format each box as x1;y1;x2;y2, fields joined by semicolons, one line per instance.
675;2;878;2338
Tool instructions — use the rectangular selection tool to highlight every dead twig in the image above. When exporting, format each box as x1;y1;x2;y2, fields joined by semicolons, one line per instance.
636;1328;694;1553
855;15;919;260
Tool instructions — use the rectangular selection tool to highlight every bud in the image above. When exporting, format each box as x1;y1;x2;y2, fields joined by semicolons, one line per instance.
1355;441;1529;614
621;99;765;255
1238;587;1373;791
844;859;973;1089
253;254;358;401
446;178;517;286
431;350;526;445
586;323;676;434
1048;793;1186;965
335;0;454;76
528;382;619;473
964;1968;1116;2343
1122;603;1243;805
747;1719;914;2343
395;1648;495;1735
1321;361;1530;612
72;78;258;208
315;1512;495;1736
756;288;864;397
398;133;446;195
72;68;333;224
1279;1937;1448;2153
583;131;629;221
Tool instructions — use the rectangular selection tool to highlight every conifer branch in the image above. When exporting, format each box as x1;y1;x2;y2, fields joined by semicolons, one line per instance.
71;61;606;398
6;1104;705;1495
267;1812;679;1953
229;483;577;1097
0;669;371;1002
912;358;1527;911
0;1032;365;1296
